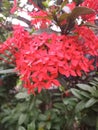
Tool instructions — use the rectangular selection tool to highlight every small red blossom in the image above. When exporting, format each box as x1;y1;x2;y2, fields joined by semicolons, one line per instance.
10;0;17;14
30;10;51;29
66;2;76;11
64;90;71;97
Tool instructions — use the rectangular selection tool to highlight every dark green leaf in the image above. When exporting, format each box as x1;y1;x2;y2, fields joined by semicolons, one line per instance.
38;114;47;121
38;122;45;130
52;125;60;130
18;114;27;125
46;122;51;130
15;92;29;99
77;84;94;93
82;112;97;127
92;90;98;98
27;121;36;130
96;116;98;130
1;116;11;124
35;99;42;105
79;91;90;98
53;103;65;110
71;88;84;99
85;98;97;108
63;97;78;105
92;105;98;112
18;126;26;130
75;100;86;112
94;77;98;82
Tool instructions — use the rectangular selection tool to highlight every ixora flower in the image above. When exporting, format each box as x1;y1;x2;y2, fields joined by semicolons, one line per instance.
10;0;17;14
30;10;51;29
1;25;98;93
62;2;76;13
1;0;98;94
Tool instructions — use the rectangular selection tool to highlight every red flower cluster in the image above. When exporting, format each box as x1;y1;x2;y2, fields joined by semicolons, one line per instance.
1;25;98;93
1;0;98;93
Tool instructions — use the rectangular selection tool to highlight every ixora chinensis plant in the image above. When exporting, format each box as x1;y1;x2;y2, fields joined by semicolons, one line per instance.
0;0;98;130
0;0;98;94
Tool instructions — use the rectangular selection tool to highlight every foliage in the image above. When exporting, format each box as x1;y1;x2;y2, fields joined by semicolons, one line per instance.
0;87;72;130
0;1;18;129
64;77;98;130
0;74;98;130
0;0;13;42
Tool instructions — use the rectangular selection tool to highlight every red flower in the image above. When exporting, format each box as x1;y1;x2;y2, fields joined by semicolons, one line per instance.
66;2;76;11
30;10;51;29
64;90;71;97
10;0;17;14
1;25;98;93
1;0;98;94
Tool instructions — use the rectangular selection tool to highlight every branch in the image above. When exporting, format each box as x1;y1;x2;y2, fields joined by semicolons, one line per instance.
0;69;16;74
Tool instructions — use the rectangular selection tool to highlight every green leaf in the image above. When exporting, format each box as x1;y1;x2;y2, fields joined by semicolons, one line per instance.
63;97;78;105
94;77;98;82
38;114;47;121
79;91;90;98
53;103;65;110
35;99;42;105
61;0;68;9
1;116;11;124
77;84;94;93
42;0;50;8
85;98;98;108
71;88;84;99
38;122;45;130
96;116;98;130
18;114;27;125
18;126;26;130
82;111;97;127
75;100;86;112
51;108;60;113
15;92;29;99
27;121;36;130
52;125;60;130
92;90;98;98
46;122;51;130
92;105;98;112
